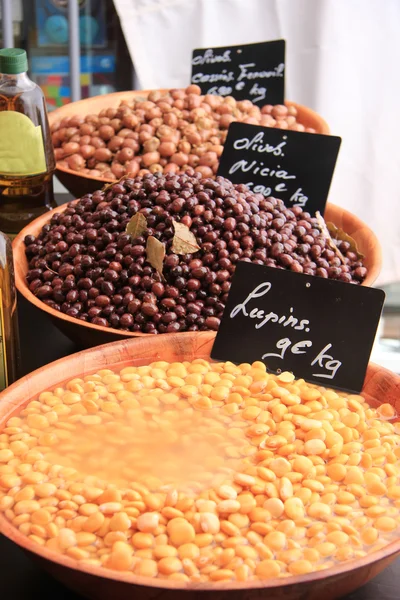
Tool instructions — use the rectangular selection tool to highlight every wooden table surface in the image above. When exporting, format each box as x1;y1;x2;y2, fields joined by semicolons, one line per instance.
1;194;399;599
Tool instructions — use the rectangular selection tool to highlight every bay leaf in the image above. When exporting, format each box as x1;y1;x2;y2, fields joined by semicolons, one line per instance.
146;236;165;276
102;174;128;192
171;220;201;255
326;221;365;260
126;212;148;238
315;211;345;263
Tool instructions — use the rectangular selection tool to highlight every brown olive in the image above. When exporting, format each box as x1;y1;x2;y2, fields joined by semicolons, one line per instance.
94;162;109;172
163;163;179;174
122;113;139;128
90;137;106;149
158;141;176;158
199;151;217;167
67;154;85;171
195;165;213;178
80;145;96;160
145;107;162;120
141;151;161;167
185;131;202;146
170;152;189;167
102;170;115;180
126;131;139;141
106;108;117;119
186;84;202;95
290;123;306;132
107;136;124;152
111;162;126;178
57;127;68;142
78;135;91;146
51;133;61;147
79;123;95;136
148;90;162;103
118;128;134;138
149;164;163;174
57;159;69;169
85;114;100;125
163;112;178;128
272;104;288;117
178;140;191;154
110;118;122;131
116;147;134;163
143;137;160;153
62;141;80;156
158;101;173;113
94;148;112;162
149;117;163;129
122;138;140;153
125;160;140;177
98;125;115;141
139;131;153;144
188;154;199;167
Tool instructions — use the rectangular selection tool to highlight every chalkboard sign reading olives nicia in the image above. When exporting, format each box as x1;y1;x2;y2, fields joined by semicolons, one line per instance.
211;263;385;393
217;123;341;216
191;40;285;106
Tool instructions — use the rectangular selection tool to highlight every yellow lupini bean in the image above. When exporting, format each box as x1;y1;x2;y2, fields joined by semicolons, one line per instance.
167;518;195;546
0;358;399;583
255;559;281;578
284;497;305;521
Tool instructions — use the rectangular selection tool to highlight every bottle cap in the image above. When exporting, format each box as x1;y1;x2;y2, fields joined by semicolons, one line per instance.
0;48;28;75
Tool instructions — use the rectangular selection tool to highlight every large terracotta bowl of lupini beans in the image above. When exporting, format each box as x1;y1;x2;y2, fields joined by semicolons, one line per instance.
48;87;330;197
13;170;381;348
0;331;400;600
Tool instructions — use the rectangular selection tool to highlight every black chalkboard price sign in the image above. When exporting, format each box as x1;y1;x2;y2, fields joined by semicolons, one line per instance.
191;40;285;106
217;123;341;216
211;263;385;393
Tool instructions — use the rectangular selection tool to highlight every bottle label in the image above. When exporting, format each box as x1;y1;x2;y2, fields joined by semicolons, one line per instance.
0;111;47;175
0;289;8;390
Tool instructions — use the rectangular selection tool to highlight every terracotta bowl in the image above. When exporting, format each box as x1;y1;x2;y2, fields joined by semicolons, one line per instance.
12;199;382;349
0;331;399;600
48;90;330;198
12;202;381;349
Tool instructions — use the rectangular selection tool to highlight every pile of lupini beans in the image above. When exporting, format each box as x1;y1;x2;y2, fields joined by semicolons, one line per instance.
50;85;316;181
0;360;399;583
24;172;367;334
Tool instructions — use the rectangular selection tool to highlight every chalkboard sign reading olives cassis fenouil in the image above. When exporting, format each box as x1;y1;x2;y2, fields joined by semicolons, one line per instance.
211;263;385;393
191;40;285;106
217;123;341;216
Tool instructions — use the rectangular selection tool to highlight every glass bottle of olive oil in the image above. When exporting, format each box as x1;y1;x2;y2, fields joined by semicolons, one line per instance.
0;48;56;238
0;232;20;389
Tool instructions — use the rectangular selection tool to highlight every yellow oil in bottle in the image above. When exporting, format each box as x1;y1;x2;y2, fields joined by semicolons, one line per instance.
0;49;56;238
0;232;20;388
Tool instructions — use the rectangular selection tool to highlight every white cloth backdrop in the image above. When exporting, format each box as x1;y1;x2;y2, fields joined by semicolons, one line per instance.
112;0;400;285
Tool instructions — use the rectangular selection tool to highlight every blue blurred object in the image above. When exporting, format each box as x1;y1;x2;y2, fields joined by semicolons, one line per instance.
30;54;115;74
35;0;107;47
79;15;99;45
44;14;68;45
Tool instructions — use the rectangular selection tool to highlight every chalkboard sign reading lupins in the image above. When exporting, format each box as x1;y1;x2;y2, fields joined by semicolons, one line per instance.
217;123;341;216
211;263;385;393
191;40;285;106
